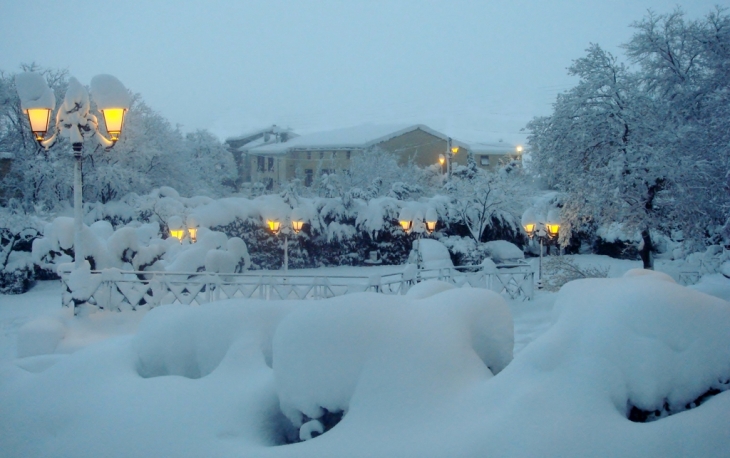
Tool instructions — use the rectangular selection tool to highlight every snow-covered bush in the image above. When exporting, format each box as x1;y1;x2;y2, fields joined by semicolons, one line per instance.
541;255;609;292
0;207;42;293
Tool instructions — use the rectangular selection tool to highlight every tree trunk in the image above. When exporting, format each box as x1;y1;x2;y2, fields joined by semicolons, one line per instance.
639;229;653;270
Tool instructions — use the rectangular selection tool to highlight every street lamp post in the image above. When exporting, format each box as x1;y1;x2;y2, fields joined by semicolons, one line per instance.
267;212;304;272
15;72;129;270
522;209;560;289
399;208;438;271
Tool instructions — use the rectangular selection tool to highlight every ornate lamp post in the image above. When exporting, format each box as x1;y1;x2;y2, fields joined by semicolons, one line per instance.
399;207;438;270
15;72;129;270
267;210;304;272
522;208;560;289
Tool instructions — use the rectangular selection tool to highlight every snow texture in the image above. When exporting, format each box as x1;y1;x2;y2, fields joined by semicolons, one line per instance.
14;72;55;110
89;74;130;109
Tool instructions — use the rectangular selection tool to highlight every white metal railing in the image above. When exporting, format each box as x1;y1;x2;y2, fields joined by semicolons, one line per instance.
59;265;534;313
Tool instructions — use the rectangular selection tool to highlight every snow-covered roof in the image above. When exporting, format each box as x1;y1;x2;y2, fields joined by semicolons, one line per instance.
225;125;296;144
248;124;457;156
467;141;521;155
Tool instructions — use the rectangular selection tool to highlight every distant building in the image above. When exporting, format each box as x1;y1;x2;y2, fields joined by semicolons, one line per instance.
228;124;523;190
224;125;297;190
246;124;469;189
467;141;524;171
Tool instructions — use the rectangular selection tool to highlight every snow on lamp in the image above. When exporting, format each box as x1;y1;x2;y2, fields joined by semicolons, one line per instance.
545;209;561;239
521;208;537;238
14;72;55;144
90;75;130;144
168;216;185;243
425;207;438;234
186;216;199;243
290;208;305;234
398;208;413;233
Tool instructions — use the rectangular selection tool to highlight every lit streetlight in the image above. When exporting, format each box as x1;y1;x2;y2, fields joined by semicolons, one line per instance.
267;210;304;272
522;208;561;289
15;72;129;270
399;207;438;270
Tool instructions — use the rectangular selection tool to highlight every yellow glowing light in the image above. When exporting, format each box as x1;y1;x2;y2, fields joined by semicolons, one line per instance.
523;223;535;235
399;220;412;232
26;108;51;141
451;146;459;154
516;145;524;153
438;155;445;165
170;229;185;242
100;108;126;141
188;227;198;243
546;223;560;237
291;220;304;233
267;220;281;234
425;220;437;233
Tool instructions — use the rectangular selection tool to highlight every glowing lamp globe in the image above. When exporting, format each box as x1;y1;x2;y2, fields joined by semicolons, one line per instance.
425;219;437;233
25;108;52;141
523;223;536;236
451;146;459;154
399;220;412;232
516;145;524;153
100;108;126;142
268;220;281;234
170;228;185;242
438;154;445;166
292;219;304;233
546;223;560;238
188;227;198;243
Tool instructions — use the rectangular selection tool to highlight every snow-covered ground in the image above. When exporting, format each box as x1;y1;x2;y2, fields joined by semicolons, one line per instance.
1;255;729;457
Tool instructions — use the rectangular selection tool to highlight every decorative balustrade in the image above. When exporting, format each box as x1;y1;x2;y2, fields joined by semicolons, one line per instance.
59;264;534;314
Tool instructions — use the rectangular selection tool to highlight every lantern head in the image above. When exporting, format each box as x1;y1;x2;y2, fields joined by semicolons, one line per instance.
170;228;185;243
187;227;198;243
25;108;52;141
291;219;304;233
451;146;459;154
546;223;560;238
438;154;445;166
399;220;412;232
523;223;536;237
516;145;524;153
425;220;437;233
268;220;281;234
100;108;126;142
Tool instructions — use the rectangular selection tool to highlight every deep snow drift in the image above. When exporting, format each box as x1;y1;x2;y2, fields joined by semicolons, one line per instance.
1;271;729;457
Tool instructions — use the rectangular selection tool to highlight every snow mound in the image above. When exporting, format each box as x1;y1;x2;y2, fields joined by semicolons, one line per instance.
16;316;66;358
484;240;524;262
417;238;453;269
134;300;294;379
405;279;456;298
272;289;513;427
540;271;730;417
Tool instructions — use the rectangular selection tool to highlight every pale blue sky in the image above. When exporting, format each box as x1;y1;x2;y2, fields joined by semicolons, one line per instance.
0;0;721;143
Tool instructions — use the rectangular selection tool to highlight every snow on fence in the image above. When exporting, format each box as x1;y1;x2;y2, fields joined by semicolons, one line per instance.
59;265;534;313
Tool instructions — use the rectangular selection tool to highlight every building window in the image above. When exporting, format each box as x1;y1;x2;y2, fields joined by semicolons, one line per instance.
305;169;313;187
480;156;490;166
267;157;274;171
264;177;274;191
332;151;337;158
257;156;265;172
346;151;351;160
307;151;312;160
320;151;324;159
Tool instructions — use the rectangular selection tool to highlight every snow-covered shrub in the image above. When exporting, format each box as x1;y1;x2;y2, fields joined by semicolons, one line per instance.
541;256;609;292
0;207;41;293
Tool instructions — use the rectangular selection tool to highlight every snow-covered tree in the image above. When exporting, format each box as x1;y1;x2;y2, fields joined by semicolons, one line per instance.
528;8;730;268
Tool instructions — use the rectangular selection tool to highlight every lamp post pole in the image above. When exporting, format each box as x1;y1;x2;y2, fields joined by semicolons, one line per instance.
73;147;84;269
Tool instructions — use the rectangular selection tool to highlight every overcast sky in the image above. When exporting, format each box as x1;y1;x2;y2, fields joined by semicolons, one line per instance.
0;0;721;144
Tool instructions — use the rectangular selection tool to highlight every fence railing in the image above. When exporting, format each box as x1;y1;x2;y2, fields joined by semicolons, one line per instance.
59;264;534;313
